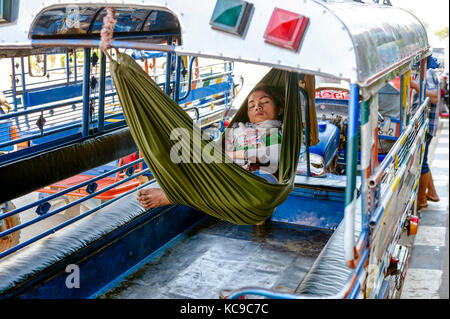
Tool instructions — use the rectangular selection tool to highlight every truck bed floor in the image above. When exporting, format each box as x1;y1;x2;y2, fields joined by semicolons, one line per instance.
98;217;331;299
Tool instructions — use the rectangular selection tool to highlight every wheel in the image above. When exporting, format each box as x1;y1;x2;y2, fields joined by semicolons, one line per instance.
0;201;21;252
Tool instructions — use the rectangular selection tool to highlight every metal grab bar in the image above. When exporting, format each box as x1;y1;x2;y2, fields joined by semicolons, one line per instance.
368;119;428;227
0;157;145;222
369;97;429;188
0;90;119;122
0;172;155;260
178;57;197;102
183;93;231;112
0;107;128;151
227;249;369;299
180;70;234;87
184;106;200;122
0;166;150;242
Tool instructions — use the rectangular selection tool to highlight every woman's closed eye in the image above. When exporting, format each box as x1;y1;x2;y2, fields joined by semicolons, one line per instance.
248;99;269;109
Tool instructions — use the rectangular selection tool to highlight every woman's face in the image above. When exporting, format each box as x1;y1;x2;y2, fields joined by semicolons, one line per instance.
247;90;283;123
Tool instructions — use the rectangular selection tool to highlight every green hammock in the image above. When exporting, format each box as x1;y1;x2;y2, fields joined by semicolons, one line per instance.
109;52;305;225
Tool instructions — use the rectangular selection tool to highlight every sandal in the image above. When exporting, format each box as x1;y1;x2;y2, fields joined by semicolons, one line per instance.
427;194;440;202
418;202;428;211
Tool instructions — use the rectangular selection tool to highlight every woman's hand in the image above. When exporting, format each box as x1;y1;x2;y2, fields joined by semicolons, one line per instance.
137;188;170;209
410;78;420;92
226;149;247;160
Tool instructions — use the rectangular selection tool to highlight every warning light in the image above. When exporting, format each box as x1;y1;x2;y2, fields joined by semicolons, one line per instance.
209;0;253;37
263;7;309;51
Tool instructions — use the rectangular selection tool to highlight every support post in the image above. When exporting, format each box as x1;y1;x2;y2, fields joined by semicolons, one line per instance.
344;83;360;268
82;48;91;137
98;52;106;133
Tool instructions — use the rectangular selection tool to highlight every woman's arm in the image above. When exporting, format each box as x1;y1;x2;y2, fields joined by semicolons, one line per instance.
225;149;246;160
411;78;439;105
247;144;281;165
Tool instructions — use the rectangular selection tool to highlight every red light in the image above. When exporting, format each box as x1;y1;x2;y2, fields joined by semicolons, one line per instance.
316;89;350;100
263;7;309;51
390;257;399;264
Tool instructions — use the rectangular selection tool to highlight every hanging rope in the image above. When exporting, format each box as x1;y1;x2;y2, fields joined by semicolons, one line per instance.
99;7;118;60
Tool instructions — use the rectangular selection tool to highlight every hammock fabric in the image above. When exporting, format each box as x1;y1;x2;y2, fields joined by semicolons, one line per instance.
109;52;314;225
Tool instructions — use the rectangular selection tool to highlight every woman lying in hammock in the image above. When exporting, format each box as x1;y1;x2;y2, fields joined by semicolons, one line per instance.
137;84;284;210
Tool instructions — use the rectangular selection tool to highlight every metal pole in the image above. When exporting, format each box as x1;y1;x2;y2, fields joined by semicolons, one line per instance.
82;48;91;137
165;36;173;96
74;49;78;82
98;52;106;133
359;99;371;230
174;55;181;103
303;90;311;177
419;58;426;104
20;56;29;129
10;58;19;128
399;73;404;134
179;56;197;102
66;52;70;84
344;83;360;268
20;56;27;97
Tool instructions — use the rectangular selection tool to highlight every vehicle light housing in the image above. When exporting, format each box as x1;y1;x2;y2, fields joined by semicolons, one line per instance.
263;7;309;51
209;0;253;37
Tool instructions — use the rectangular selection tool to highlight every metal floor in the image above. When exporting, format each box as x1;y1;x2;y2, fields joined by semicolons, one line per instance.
98;217;331;299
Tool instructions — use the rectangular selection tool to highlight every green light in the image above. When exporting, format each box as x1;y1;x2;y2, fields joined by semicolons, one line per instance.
214;4;241;27
210;0;253;37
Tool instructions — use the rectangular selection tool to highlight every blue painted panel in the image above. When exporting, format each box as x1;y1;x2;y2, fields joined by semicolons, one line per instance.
271;191;344;231
310;122;340;168
0;119;14;152
181;82;230;105
82;160;119;175
338;149;389;165
24;78;114;107
30;125;81;146
131;51;166;60
315;98;349;106
378;135;398;141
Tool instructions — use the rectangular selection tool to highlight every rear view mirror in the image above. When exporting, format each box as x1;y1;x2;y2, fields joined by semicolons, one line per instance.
28;54;47;77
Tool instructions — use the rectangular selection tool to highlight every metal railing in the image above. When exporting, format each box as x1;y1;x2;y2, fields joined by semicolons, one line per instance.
226;249;369;299
0;51;236;263
0;157;152;259
1;56;233;164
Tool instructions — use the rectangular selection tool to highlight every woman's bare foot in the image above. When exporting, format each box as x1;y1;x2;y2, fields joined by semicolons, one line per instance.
137;188;170;209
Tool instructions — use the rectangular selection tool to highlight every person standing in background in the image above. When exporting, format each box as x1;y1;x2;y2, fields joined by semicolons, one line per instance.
411;55;441;210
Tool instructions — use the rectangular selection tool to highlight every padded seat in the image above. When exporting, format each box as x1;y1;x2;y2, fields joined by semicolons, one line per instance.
294;174;361;190
295;201;362;297
0;192;149;295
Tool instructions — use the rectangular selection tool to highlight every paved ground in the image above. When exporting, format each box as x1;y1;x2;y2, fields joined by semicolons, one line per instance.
401;117;449;299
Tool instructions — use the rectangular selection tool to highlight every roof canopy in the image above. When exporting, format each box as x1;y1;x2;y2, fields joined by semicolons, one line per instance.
0;0;429;88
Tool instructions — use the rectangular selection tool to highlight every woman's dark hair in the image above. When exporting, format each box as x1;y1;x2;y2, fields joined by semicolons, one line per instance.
248;84;285;120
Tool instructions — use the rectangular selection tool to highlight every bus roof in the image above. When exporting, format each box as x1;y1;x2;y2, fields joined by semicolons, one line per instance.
0;0;429;88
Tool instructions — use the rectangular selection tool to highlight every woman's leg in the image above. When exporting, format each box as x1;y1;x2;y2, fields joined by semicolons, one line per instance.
420;133;440;203
137;187;171;209
426;171;440;202
252;170;278;183
252;170;278;225
418;133;432;210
